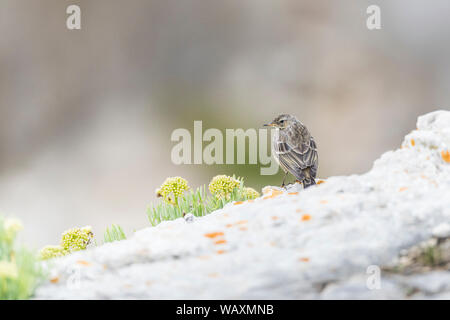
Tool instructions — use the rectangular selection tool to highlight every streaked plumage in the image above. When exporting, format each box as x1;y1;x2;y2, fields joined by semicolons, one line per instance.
264;114;318;188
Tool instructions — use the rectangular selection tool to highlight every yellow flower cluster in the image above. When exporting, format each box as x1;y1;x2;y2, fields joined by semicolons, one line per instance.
39;226;94;260
0;218;21;279
156;177;189;204
38;245;68;260
0;260;18;279
242;187;260;200
4;218;23;234
208;175;240;199
60;226;94;252
3;218;23;242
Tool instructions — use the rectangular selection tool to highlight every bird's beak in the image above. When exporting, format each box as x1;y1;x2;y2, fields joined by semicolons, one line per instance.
264;123;275;127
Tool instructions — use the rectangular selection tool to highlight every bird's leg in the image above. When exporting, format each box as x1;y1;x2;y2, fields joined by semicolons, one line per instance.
281;171;288;188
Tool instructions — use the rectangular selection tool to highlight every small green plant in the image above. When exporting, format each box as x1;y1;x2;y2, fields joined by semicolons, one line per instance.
421;245;442;267
0;217;45;300
39;225;94;260
147;175;260;226
103;224;126;243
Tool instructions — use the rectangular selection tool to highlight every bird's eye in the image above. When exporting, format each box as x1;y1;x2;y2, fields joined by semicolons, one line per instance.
280;120;284;124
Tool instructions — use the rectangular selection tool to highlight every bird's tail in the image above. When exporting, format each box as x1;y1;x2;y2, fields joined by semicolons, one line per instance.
302;179;316;189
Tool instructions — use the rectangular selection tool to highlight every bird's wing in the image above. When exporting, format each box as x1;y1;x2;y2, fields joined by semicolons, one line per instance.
274;125;318;180
274;141;306;181
307;138;318;178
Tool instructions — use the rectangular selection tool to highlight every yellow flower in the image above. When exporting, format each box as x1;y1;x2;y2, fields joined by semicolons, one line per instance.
209;175;241;200
0;260;18;279
242;187;260;200
60;226;94;252
38;245;68;260
4;218;23;234
81;225;93;236
157;177;190;204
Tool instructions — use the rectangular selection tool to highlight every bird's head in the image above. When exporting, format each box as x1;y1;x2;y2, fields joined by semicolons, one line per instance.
264;114;297;130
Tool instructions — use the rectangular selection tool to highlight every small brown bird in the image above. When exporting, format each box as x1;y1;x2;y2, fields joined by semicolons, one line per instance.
264;114;318;188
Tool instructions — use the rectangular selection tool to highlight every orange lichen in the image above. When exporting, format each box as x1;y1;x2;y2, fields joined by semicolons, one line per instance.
263;189;284;199
225;220;247;228
204;232;225;238
442;150;450;163
296;208;303;213
76;260;91;266
288;192;299;195
411;139;415;146
50;277;60;284
239;227;248;231
272;216;279;220
214;239;227;245
317;180;325;185
320;200;328;204
301;214;311;221
399;187;408;192
299;257;310;262
234;201;244;205
197;255;210;260
216;250;226;255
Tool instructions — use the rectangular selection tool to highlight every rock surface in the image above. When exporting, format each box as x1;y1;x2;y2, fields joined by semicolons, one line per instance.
34;110;450;299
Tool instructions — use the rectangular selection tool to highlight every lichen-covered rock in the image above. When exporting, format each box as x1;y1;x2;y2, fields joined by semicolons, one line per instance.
34;110;450;300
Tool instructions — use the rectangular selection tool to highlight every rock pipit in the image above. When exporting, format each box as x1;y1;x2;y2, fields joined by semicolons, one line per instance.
264;114;318;188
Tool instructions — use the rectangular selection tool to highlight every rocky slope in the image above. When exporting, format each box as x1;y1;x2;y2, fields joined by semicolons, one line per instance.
34;110;450;299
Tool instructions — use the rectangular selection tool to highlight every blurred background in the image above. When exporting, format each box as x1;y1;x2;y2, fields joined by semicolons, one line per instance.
0;0;449;247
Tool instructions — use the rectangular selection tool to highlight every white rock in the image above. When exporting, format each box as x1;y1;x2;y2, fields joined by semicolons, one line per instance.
34;110;450;300
399;272;450;295
432;223;450;239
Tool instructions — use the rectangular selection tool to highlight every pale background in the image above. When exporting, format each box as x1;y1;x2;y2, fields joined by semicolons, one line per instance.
0;0;449;247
